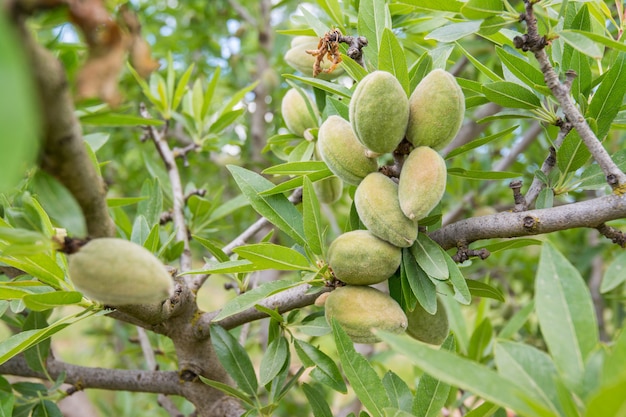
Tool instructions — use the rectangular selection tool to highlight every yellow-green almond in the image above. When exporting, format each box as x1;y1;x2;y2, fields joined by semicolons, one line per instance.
313;175;343;204
355;172;417;248
328;230;401;285
68;238;173;305
349;71;409;154
406;69;465;150
398;146;447;221
318;115;378;186
325;285;408;344
281;88;319;137
284;37;344;80
406;298;449;345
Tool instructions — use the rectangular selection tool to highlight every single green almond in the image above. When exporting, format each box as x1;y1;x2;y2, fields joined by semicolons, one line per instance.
349;71;409;154
68;238;173;305
355;172;417;247
406;297;449;345
398;146;447;221
406;69;465;150
284;38;344;80
313;175;343;204
325;285;408;344
318;115;378;186
281;88;319;136
328;230;402;285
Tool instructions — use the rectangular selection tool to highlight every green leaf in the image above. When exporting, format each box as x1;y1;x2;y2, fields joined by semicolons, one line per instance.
302;177;324;256
227;165;306;246
466;280;505;302
357;0;391;69
202;67;221;119
395;0;463;12
137;178;163;227
302;383;334;417
447;168;521;180
402;248;437;314
587;53;626;140
602;328;626;387
317;0;343;30
294;339;347;393
22;311;50;374
585;379;626;417
426;21;482;43
263;161;329;175
482;81;541;109
192;236;230;262
494;341;563;416
332;319;390;417
411;234;448;281
0;13;39;193
376;332;556;417
199;376;255;406
444;254;471;305
259;336;289;386
212;279;302;322
172;64;194;113
535;188;554;209
384;408;414;417
0;391;14;417
461;0;503;19
209;325;258;398
130;215;150;246
283;74;352;99
498;300;535;340
233;243;314;272
495;47;550;96
378;29;410;95
559;31;603;59
413;335;454;417
468;318;493;362
79;112;164;126
0;253;65;290
32;400;63;417
445;125;518;159
564;29;626;53
259;169;333;196
409;53;433;93
22;292;83;311
535;242;599;393
481;238;542;253
106;196;148;207
382;371;413;412
340;53;369;83
464;402;500;417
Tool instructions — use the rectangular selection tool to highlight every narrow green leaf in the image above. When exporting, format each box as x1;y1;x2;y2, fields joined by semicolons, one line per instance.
468;318;493;362
332;319;390;417
22;311;50;374
411;234;448;281
382;371;413;412
79;113;164;126
384;409;414;417
0;253;65;290
426;21;482;43
137;178;163;227
481;238;542;253
465;402;500;417
403;248;437;314
302;177;324;256
535;188;554;209
22;292;83;311
172;64;194;113
199;376;255;406
602;328;626;387
495;47;550;95
260;336;289;386
130;215;150;246
466;280;505;302
587;53;626;140
457;43;502;82
559;31;603;59
0;391;14;417
395;0;463;12
32;400;62;417
482;81;541;109
202;66;221;119
357;0;391;69
495;341;563;416
340;53;369;82
444;254;471;305
209;325;258;398
317;0;344;30
535;242;599;393
447;168;521;180
185;259;262;274
498;300;535;340
302;383;334;417
379;29;410;95
233;243;314;271
263;161;329;175
193;236;230;263
445;125;518;159
106;196;148;207
212;279;301;322
585;380;626;417
227;165;306;246
283;74;352;98
413;334;455;417
298;5;331;38
376;331;555;417
259;169;333;196
565;29;626;53
408;53;433;93
294;339;347;393
461;0;503;19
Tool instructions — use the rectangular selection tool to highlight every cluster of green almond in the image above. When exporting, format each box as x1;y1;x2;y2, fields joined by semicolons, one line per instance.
281;68;463;344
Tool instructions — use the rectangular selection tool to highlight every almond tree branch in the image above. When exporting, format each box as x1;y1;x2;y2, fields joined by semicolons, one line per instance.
17;15;115;238
517;0;626;192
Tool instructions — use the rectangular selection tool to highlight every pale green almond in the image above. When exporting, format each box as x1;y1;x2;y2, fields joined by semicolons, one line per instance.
406;297;449;345
281;88;319;137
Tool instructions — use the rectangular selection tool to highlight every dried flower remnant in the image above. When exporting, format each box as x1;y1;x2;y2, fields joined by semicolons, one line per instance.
305;29;343;77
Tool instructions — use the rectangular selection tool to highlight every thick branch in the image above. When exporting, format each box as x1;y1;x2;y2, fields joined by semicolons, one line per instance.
431;193;626;250
19;19;115;238
517;1;626;191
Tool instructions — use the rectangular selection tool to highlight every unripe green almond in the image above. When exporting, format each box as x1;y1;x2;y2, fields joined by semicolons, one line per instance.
328;230;401;285
284;37;344;80
406;298;449;345
355;172;417;247
325;285;408;344
398;146;447;221
406;69;465;150
68;238;173;305
349;71;409;154
313;175;343;204
281;88;319;136
318;115;378;186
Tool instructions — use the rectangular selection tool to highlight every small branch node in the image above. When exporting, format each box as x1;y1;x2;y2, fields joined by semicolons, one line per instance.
453;244;491;262
597;223;626;247
509;180;526;212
